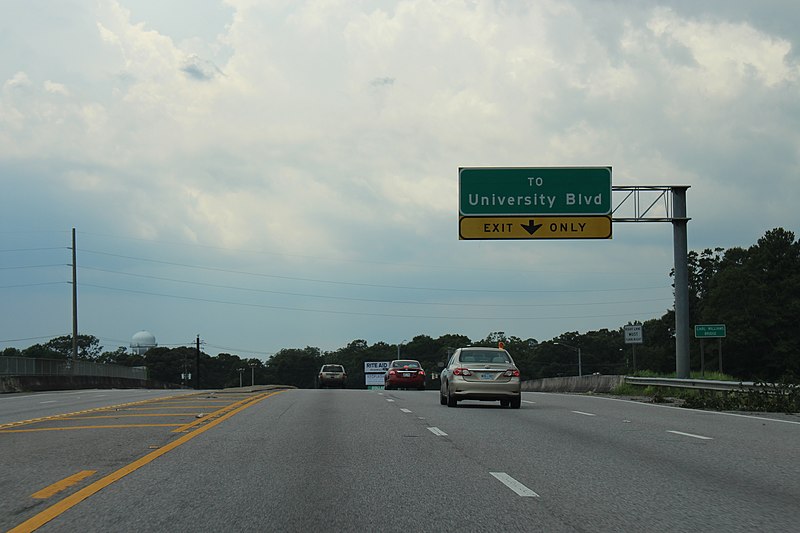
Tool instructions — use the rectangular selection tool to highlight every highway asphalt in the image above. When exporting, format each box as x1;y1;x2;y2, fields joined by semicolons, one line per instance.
1;389;798;532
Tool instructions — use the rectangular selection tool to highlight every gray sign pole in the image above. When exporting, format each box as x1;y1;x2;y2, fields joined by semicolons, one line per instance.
672;187;690;378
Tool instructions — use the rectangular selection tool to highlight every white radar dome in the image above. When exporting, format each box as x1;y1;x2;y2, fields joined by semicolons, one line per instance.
131;330;157;355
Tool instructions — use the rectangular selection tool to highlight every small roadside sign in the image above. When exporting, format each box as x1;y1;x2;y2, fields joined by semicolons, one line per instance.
694;324;726;338
624;325;643;344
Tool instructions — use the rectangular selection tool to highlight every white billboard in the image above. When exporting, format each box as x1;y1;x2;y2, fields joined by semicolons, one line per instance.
364;361;390;373
365;373;385;386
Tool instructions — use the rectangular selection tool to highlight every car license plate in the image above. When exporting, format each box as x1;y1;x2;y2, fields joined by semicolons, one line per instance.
481;373;494;380
402;372;411;377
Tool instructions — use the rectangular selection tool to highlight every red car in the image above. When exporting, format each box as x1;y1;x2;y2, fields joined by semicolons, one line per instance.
384;359;426;390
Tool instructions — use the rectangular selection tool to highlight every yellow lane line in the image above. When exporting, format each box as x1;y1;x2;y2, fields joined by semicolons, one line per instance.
0;394;205;430
1;424;183;433
171;394;265;433
120;405;236;410
31;471;97;499
57;414;198;419
8;390;285;533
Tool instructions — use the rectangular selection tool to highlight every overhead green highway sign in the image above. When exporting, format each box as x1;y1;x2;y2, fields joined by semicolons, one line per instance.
459;167;612;216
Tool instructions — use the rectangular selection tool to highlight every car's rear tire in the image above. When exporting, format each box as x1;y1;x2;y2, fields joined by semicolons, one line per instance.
446;387;457;407
384;384;392;391
510;396;521;409
500;399;510;407
439;392;447;405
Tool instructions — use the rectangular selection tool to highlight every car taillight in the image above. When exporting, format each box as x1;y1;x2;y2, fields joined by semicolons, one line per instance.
388;369;397;375
453;368;472;376
504;368;521;377
418;370;425;376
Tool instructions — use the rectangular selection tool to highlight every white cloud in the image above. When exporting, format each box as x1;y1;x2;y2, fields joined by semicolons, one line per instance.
1;0;798;355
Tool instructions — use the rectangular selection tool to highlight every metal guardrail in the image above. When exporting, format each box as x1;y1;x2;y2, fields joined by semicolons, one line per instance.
625;376;762;392
0;356;147;380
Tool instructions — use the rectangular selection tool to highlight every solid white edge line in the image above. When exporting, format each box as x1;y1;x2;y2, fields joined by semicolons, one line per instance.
571;410;596;417
490;472;540;497
427;427;447;436
524;392;800;426
667;430;713;440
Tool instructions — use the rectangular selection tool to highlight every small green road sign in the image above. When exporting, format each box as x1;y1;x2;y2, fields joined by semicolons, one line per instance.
459;167;612;216
694;324;726;338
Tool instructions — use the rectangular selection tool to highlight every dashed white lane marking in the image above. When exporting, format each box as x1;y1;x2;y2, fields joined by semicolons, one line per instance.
522;400;536;404
490;472;540;497
400;408;412;413
572;410;596;417
386;399;395;402
667;430;713;440
427;427;447;436
40;401;57;404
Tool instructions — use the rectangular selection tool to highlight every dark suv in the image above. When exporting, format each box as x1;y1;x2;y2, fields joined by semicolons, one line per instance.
317;364;347;388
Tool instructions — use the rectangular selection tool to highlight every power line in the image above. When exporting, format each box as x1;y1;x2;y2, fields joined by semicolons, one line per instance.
0;247;69;253
80;249;669;294
204;343;274;357
0;334;69;343
81;282;666;321
0;282;68;289
77;230;661;276
79;265;671;308
0;264;68;270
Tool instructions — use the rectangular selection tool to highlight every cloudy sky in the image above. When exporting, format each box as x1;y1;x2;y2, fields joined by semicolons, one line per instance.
1;0;798;360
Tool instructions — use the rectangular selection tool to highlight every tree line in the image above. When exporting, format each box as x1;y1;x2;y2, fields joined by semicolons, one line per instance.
3;228;797;388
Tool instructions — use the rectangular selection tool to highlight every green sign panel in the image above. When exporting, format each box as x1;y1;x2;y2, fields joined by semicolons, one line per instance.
459;167;612;216
694;324;727;338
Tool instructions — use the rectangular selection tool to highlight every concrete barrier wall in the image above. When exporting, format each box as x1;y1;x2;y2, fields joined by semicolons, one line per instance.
0;375;175;393
522;374;625;393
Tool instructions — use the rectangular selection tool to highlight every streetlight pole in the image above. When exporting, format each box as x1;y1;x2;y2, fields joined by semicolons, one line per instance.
555;342;582;377
249;363;256;386
237;368;244;388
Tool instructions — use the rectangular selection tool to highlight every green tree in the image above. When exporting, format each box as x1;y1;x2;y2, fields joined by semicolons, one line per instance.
702;228;800;380
632;312;675;374
44;334;102;360
144;347;186;384
265;347;322;388
97;347;139;366
1;347;22;357
21;343;61;359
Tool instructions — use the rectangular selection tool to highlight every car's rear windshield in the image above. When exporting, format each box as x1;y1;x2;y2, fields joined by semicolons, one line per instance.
458;351;511;364
392;360;420;368
322;365;344;372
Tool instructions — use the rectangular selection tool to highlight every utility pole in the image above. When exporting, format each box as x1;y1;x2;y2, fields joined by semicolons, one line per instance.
71;228;78;373
195;335;201;389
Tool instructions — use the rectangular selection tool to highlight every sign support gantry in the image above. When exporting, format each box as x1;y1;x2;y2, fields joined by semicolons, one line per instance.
612;186;691;379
